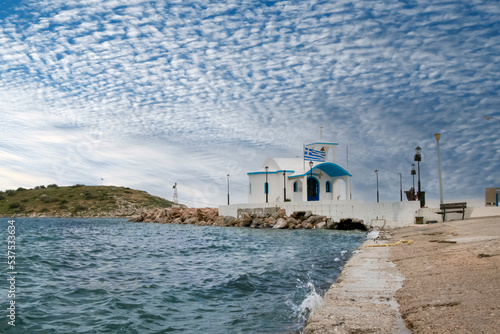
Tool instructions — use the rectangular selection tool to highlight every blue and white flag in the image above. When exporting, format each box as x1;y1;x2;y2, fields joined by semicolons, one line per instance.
304;147;326;162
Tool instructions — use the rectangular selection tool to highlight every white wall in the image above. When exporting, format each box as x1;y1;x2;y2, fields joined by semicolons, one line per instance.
219;200;421;228
248;172;294;203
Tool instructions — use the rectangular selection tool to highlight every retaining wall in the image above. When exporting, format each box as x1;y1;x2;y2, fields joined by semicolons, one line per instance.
219;200;421;229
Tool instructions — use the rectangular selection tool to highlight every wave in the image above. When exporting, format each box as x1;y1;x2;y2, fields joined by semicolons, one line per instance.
288;281;324;333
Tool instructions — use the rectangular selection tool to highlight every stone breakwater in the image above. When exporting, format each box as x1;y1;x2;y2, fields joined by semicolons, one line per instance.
130;207;367;231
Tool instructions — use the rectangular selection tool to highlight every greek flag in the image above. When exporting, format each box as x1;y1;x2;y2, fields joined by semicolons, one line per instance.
304;147;325;162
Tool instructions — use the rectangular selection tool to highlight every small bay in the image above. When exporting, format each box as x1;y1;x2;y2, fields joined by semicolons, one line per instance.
0;218;366;333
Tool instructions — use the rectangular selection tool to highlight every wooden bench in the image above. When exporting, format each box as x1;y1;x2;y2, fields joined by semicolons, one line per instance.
436;202;467;221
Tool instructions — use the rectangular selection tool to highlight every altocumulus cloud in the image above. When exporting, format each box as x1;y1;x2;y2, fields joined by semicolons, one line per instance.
0;0;499;206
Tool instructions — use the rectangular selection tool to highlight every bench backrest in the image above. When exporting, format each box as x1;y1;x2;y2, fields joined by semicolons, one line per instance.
440;202;467;209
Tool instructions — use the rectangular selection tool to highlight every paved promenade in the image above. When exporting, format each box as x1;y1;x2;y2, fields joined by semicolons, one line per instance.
305;216;500;333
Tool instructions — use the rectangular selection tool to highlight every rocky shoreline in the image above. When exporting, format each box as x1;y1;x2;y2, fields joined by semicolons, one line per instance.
130;207;368;231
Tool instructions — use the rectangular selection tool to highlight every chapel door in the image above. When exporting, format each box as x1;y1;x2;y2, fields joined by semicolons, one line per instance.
307;177;319;201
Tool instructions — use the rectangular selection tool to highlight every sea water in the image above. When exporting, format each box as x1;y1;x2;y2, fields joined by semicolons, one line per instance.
0;218;366;333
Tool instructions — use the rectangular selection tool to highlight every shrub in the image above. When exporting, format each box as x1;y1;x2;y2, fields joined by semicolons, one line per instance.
47;184;58;188
9;202;20;209
0;195;5;201
16;187;27;192
73;205;87;212
6;190;16;196
8;202;22;210
42;197;59;203
80;190;95;199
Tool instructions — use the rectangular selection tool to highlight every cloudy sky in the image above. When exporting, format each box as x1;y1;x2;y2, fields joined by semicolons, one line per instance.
1;0;499;207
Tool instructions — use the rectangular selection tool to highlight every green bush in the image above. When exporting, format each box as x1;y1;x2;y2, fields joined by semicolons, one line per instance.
47;184;58;188
41;195;59;203
9;202;20;209
6;190;16;196
74;205;87;211
0;195;5;201
81;190;95;200
16;187;27;192
8;202;24;211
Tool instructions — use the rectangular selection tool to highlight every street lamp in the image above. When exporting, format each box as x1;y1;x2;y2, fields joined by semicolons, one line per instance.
265;166;269;203
414;146;423;207
398;172;402;202
375;169;379;203
283;170;287;202
227;174;230;205
434;134;444;205
411;164;416;190
309;161;314;201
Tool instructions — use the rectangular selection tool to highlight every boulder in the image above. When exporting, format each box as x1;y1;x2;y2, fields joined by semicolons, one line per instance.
183;217;197;225
241;212;252;224
223;215;234;223
223;215;238;226
307;215;324;225
326;218;336;229
273;218;288;229
315;222;326;229
302;222;313;229
290;211;306;219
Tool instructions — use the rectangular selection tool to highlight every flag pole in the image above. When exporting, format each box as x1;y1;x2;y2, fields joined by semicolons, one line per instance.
346;145;349;172
303;143;305;172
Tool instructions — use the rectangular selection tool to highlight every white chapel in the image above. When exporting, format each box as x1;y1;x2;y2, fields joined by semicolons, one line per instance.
247;142;352;203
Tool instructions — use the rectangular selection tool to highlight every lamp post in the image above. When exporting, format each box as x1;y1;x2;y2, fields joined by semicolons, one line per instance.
414;146;423;207
398;172;402;202
227;174;230;205
265;166;269;203
434;134;444;205
308;161;314;201
375;169;379;203
283;171;287;202
411;164;416;190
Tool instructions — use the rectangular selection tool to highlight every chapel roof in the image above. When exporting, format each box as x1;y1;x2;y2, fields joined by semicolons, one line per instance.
247;158;351;178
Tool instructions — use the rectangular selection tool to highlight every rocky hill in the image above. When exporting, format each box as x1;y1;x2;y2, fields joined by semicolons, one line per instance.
0;184;176;218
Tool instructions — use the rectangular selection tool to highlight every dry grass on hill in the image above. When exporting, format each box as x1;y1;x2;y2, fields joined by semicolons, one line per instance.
0;184;174;217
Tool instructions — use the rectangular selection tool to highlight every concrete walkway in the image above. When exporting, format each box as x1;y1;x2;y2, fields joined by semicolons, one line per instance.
304;235;410;334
